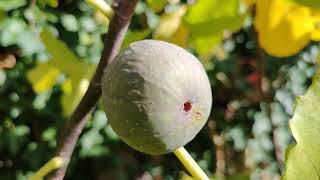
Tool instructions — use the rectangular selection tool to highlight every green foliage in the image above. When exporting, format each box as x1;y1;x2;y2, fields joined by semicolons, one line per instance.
0;17;44;56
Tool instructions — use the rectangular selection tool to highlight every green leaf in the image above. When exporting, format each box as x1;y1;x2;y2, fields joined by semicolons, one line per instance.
27;63;61;93
283;70;320;179
184;0;245;55
0;10;5;21
0;0;26;11
191;34;223;55
293;0;320;8
46;0;58;7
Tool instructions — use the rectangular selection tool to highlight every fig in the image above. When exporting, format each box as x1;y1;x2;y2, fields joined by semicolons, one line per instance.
102;40;212;154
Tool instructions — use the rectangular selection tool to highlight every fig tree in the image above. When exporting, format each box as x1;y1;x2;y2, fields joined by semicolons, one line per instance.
102;40;212;154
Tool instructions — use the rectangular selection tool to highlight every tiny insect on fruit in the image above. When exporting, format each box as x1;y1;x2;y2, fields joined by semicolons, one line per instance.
102;40;212;154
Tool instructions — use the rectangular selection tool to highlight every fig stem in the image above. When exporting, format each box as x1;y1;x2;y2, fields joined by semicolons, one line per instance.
29;157;64;180
174;147;210;180
85;0;114;18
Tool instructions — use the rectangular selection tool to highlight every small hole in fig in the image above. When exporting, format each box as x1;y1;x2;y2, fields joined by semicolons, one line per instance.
183;100;192;112
193;111;202;120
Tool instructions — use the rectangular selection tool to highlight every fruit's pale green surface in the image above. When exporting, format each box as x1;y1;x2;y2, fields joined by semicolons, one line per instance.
102;40;212;154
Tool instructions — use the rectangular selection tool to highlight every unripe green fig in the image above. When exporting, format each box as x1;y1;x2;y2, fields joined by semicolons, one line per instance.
102;40;212;155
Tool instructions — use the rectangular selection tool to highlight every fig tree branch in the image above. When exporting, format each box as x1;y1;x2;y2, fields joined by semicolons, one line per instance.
48;0;138;179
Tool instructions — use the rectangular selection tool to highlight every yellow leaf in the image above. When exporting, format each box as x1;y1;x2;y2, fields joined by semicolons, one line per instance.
311;10;320;41
61;78;90;116
287;5;314;39
28;29;96;116
27;63;61;93
40;30;95;76
62;78;72;95
169;24;189;48
255;0;314;57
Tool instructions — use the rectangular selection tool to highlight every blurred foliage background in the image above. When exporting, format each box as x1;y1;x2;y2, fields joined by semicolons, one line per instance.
0;0;320;179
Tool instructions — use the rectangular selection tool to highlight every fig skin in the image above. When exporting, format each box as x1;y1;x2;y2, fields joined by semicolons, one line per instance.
102;40;212;155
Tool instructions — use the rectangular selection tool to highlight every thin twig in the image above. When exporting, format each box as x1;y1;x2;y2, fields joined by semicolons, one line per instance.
48;0;138;179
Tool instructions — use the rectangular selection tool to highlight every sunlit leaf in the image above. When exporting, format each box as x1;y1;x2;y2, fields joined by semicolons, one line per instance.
311;10;320;41
282;68;320;178
40;30;96;75
184;0;245;55
254;0;313;57
62;78;72;95
27;63;61;93
169;24;189;48
61;78;91;116
191;34;223;55
28;29;96;116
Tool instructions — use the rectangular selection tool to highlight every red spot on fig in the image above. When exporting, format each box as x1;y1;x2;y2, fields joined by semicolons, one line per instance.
183;100;192;112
